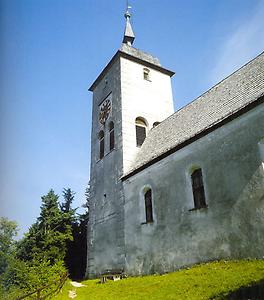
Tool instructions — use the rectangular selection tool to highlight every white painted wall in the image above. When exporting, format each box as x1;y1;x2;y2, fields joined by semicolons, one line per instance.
87;49;175;278
120;56;174;173
123;104;264;275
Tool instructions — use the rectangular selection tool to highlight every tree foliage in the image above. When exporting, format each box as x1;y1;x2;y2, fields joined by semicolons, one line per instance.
84;181;91;211
1;190;72;299
1;257;66;300
61;188;76;214
1;186;89;299
0;217;17;275
61;187;88;279
17;190;73;264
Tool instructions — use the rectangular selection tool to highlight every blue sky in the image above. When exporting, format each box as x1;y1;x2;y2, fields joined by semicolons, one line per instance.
1;0;264;238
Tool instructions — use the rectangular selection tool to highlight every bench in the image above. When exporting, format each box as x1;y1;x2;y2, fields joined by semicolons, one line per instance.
100;269;126;283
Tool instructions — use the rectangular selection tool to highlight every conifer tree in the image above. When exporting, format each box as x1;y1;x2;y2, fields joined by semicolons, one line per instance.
17;189;73;264
61;188;76;214
61;185;89;279
60;188;77;276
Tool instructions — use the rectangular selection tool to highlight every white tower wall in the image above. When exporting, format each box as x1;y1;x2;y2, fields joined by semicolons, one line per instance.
120;56;174;172
86;47;174;278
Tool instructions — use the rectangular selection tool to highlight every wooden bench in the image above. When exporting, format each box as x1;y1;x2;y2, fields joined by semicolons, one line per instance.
100;269;126;283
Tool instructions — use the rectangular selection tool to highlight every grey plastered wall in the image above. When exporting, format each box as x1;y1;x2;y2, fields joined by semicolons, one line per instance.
123;103;264;275
86;58;125;278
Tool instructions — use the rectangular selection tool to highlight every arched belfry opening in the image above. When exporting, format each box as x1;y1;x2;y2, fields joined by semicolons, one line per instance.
135;117;148;147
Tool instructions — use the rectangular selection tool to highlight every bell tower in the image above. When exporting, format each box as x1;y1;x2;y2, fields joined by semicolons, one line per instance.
86;6;174;278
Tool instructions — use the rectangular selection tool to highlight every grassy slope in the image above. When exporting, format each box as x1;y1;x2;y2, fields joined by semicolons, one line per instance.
53;260;264;300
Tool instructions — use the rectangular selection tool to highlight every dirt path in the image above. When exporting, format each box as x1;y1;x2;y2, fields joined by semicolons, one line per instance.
68;281;85;298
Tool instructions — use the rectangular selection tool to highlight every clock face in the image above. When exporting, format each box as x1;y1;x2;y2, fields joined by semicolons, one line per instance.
99;99;111;125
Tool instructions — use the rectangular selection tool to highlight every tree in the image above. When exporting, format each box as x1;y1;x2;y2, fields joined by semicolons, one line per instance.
0;217;17;275
17;190;73;264
61;188;76;213
75;210;88;279
1;257;66;299
61;184;90;279
16;222;40;262
75;181;90;278
39;189;73;263
60;188;77;277
1;191;71;299
84;181;91;212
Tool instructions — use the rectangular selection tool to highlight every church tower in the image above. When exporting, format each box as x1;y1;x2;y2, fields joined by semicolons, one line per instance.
86;6;175;278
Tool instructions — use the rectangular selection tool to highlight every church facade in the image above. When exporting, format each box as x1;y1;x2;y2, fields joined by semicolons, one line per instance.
86;9;264;278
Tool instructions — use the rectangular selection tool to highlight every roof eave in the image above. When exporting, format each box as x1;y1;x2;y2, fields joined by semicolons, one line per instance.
88;50;175;92
88;51;120;92
122;94;264;181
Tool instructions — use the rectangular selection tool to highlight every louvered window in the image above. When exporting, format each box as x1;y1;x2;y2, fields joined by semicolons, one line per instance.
145;189;153;223
191;168;207;209
99;130;104;159
109;122;115;151
136;125;146;146
135;117;147;147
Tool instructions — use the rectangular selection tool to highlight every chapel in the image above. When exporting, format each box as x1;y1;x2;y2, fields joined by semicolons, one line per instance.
86;7;264;278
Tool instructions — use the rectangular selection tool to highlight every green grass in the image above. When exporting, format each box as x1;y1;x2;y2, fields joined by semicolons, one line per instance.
53;259;264;300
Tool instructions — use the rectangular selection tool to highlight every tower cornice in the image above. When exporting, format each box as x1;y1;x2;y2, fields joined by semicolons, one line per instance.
88;46;175;92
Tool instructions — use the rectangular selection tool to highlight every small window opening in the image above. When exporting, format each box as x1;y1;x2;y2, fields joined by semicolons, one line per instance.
153;121;160;128
109;121;115;151
99;130;105;159
191;168;207;209
143;68;150;81
135;117;147;147
145;189;153;223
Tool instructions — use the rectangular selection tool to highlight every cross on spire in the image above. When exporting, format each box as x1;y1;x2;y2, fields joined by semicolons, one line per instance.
122;1;135;46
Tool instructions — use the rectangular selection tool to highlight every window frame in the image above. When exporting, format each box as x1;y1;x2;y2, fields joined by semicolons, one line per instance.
143;68;151;81
191;168;207;210
98;130;105;160
135;117;148;147
109;121;115;151
144;189;154;223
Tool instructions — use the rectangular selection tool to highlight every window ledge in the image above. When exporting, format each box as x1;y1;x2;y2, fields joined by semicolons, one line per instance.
108;148;115;154
96;148;116;163
141;221;154;225
188;205;208;212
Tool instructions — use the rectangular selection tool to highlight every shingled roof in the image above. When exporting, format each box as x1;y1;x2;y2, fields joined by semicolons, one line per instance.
123;51;264;180
89;44;174;91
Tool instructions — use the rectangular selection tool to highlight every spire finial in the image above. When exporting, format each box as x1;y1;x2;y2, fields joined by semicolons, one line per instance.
125;0;131;19
123;1;135;46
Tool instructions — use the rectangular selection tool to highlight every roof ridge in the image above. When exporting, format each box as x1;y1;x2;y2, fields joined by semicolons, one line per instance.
124;51;264;179
156;50;264;127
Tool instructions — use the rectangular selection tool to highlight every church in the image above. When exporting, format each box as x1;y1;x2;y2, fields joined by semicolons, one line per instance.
86;8;264;278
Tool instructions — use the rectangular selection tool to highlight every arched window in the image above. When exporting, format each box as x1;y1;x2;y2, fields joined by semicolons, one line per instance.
109;121;115;151
153;121;160;128
135;117;147;147
98;130;104;159
145;189;153;223
191;168;207;209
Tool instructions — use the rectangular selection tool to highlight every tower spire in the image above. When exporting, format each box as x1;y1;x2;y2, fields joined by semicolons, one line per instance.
122;2;135;46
